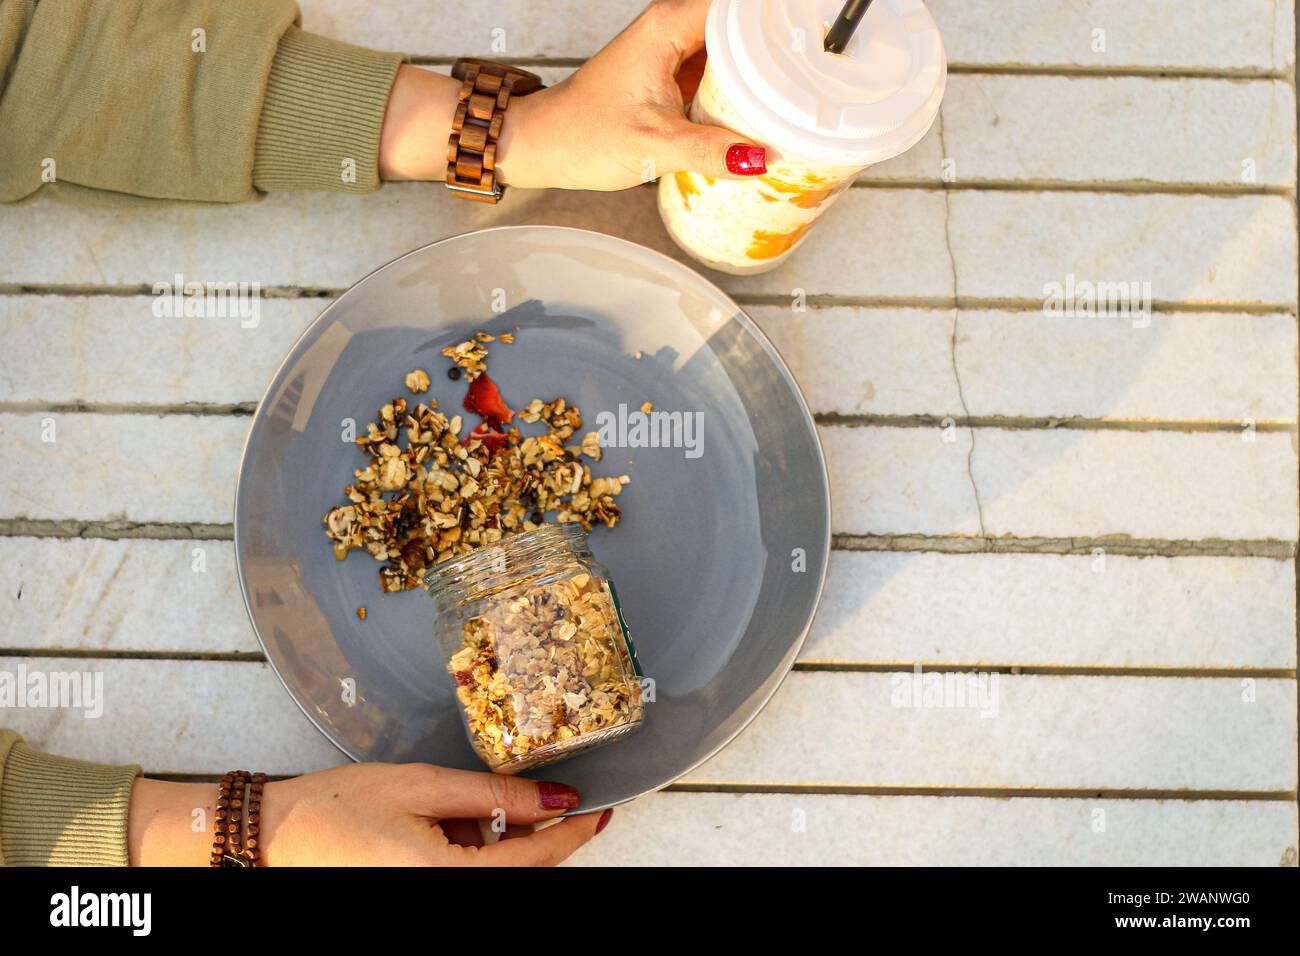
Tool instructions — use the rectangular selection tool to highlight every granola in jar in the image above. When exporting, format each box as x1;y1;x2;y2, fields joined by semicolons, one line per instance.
427;523;644;773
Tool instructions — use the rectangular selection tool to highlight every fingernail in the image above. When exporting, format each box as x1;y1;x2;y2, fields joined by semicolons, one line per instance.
537;781;581;810
725;143;766;176
595;808;614;835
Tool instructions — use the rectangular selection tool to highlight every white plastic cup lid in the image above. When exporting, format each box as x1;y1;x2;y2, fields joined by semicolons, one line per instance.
705;0;947;167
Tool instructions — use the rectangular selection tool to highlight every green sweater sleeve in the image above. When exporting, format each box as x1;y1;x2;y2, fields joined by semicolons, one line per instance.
0;729;142;866
0;0;406;204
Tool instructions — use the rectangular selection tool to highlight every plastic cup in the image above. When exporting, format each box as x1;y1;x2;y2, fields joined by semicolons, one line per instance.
658;0;946;275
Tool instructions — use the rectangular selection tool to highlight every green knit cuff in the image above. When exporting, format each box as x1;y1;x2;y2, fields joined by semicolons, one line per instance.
253;26;407;194
0;741;141;866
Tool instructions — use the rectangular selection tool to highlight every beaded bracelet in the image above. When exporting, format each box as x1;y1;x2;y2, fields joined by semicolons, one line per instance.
210;770;267;867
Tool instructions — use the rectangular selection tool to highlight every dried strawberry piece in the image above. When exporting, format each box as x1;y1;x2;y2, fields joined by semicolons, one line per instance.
463;372;513;427
466;421;509;452
453;670;473;687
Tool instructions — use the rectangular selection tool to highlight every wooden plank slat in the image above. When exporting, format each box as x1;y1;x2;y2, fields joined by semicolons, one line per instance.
808;550;1297;668
934;0;1295;73
0;658;341;772
543;74;1298;187
823;426;1298;540
4;299;1296;423
408;71;1300;191
298;0;1296;72
2;415;1294;540
1;660;1292;789
943;192;1296;304
867;76;1296;186
0;297;321;407
3;190;1293;305
563;792;1299;866
680;673;1297;791
756;306;1299;422
446;72;1299;188
1;538;254;656
0;413;248;525
5;540;1294;669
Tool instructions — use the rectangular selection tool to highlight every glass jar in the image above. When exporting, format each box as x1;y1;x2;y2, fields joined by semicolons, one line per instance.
426;523;645;774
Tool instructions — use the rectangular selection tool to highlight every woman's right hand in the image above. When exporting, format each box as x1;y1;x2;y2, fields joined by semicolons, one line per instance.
260;762;609;866
379;0;765;191
129;762;611;866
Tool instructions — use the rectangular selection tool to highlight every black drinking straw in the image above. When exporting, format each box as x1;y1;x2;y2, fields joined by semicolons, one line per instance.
824;0;874;53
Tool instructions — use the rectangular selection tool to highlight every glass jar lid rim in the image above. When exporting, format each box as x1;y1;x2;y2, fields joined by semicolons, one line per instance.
424;522;590;598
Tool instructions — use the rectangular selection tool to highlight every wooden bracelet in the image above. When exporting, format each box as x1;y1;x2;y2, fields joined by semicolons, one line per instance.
246;772;266;864
210;770;267;867
210;770;245;866
445;57;544;204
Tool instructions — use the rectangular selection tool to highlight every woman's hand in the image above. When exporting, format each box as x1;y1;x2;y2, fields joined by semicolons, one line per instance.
497;0;765;189
378;0;765;190
129;763;611;866
258;763;610;866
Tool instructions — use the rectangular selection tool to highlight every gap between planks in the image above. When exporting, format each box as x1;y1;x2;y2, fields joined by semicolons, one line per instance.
405;55;1292;82
137;772;1298;802
1;520;1293;559
2;647;1292;679
663;783;1299;801
1291;1;1299;812
2;402;1294;434
861;180;1295;197
0;181;1284;206
2;286;1293;316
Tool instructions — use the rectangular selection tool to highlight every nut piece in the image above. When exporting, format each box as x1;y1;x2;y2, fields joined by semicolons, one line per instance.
449;572;643;770
405;369;431;393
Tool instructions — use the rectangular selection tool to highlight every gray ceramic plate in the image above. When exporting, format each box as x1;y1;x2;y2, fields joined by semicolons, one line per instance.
235;225;829;809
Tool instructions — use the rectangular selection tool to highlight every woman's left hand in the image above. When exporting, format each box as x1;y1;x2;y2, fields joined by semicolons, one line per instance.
379;0;766;191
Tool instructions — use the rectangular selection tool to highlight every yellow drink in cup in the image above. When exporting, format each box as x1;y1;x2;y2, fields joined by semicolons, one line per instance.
659;0;946;275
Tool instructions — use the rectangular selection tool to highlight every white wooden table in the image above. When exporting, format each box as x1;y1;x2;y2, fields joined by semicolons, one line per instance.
1;0;1297;866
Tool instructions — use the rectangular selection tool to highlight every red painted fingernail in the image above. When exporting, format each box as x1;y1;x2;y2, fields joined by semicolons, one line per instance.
595;808;614;835
725;143;766;176
537;782;581;810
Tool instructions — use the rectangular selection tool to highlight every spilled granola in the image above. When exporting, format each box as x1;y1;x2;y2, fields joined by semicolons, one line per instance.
404;368;431;393
323;332;630;593
440;334;490;381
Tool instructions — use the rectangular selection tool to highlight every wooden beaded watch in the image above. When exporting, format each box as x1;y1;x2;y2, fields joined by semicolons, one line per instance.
445;58;545;204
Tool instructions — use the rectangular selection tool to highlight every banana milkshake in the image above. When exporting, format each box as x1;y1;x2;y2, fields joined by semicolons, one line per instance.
659;0;946;275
